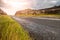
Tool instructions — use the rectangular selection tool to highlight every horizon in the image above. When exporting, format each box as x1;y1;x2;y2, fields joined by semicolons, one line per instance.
0;0;60;15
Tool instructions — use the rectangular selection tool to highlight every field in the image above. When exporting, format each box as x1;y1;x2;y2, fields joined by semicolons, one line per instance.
15;13;60;18
35;14;60;18
0;15;32;40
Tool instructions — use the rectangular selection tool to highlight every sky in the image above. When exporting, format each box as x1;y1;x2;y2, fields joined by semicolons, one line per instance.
0;0;60;15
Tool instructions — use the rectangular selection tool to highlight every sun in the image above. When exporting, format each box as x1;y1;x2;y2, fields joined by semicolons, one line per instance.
3;0;29;8
8;1;29;9
2;0;30;15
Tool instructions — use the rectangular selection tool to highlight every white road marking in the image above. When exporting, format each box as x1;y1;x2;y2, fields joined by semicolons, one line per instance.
32;17;60;21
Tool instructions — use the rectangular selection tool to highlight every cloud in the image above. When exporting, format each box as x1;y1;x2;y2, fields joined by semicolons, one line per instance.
1;0;60;9
0;0;4;7
56;0;60;6
32;0;60;9
50;0;57;4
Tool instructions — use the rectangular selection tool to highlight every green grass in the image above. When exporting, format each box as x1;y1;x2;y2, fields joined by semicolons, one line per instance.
0;15;32;40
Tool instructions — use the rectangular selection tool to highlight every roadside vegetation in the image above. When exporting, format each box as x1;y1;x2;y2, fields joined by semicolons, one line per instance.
15;13;60;18
0;15;32;40
34;14;60;18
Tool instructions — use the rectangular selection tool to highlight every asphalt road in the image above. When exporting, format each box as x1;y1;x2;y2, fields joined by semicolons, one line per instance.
12;16;60;40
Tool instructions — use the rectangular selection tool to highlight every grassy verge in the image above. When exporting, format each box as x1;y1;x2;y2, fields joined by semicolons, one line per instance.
37;14;60;18
16;14;60;18
0;15;32;40
27;14;60;18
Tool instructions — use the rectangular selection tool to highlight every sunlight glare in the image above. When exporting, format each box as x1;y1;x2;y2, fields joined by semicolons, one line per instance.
3;0;29;8
2;0;30;15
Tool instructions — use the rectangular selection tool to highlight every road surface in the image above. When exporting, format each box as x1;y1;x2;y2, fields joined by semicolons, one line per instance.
12;16;60;40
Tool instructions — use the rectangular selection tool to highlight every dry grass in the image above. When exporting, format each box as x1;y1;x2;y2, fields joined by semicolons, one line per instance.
15;13;60;18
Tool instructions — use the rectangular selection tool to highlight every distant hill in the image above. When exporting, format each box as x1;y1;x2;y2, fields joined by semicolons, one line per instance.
0;9;7;15
15;6;60;16
15;9;41;16
40;6;60;14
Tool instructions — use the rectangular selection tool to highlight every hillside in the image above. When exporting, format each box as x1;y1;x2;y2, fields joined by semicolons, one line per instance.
0;9;7;15
40;6;60;14
15;9;41;16
15;6;60;17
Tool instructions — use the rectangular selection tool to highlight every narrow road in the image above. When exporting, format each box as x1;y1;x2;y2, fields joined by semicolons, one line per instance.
12;16;60;40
